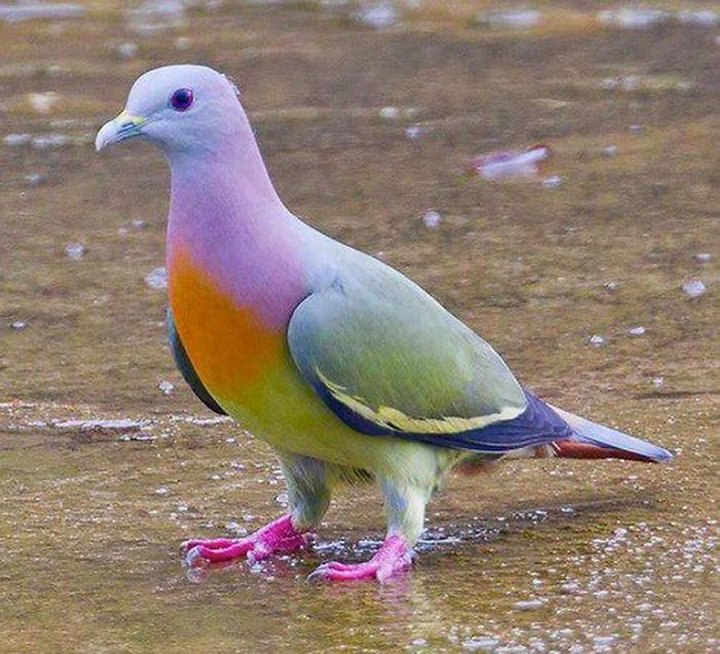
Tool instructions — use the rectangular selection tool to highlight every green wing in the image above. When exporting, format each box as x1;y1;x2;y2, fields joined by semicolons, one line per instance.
287;257;527;442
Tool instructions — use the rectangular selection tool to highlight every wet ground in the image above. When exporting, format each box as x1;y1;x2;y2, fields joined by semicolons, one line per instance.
0;1;718;652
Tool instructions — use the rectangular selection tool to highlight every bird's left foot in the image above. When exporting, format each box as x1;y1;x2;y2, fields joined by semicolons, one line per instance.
308;535;413;583
182;514;307;568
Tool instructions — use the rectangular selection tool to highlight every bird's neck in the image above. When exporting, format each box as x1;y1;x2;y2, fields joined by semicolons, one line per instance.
165;143;307;329
168;123;286;222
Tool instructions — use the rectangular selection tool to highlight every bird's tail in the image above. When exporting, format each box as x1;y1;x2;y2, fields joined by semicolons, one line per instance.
548;405;673;463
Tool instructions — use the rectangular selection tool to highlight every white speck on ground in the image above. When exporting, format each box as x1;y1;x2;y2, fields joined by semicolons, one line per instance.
681;279;706;298
64;243;86;260
144;266;168;290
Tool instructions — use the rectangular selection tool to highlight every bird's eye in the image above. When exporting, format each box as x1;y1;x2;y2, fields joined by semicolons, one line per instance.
170;88;194;112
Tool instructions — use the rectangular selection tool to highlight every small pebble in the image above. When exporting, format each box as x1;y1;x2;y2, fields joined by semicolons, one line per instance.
226;521;248;536
602;145;618;157
589;334;606;347
423;210;442;229
27;92;60;114
598;8;669;30
64;243;86;260
354;2;399;30
125;0;187;35
628;326;646;336
601;77;619;91
593;635;616;647
594;590;610;599
462;637;500;651
379;106;400;120
117;42;139;59
652;376;664;388
154;486;169;495
405;125;423;139
476;9;542;29
10;320;28;330
4;133;32;147
694;253;711;263
0;3;86;22
542;175;563;188
677;10;718;27
32;134;70;149
514;599;544;611
158;380;174;395
144;266;168;290
681;279;706;298
25;173;46;186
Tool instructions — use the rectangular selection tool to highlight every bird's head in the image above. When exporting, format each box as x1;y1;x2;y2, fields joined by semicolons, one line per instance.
95;64;243;156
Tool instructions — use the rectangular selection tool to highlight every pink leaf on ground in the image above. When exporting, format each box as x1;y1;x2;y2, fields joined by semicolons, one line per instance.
468;144;551;180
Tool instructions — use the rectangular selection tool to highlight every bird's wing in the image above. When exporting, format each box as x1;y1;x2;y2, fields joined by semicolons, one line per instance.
167;308;227;415
287;257;569;453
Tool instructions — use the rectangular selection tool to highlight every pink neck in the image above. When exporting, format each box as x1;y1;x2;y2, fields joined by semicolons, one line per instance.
166;137;306;328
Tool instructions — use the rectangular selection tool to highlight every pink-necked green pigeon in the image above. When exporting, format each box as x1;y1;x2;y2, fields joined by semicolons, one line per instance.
96;65;672;583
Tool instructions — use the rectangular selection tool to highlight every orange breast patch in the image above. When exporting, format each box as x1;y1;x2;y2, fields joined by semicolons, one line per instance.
168;250;283;395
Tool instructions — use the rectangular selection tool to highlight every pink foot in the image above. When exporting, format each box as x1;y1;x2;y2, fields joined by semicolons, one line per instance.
308;535;413;583
182;514;307;568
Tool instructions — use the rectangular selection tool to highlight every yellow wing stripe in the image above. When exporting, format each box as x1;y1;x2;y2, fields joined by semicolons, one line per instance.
317;370;524;435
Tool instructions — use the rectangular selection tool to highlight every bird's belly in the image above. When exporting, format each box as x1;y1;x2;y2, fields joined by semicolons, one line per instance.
168;251;375;465
219;355;385;466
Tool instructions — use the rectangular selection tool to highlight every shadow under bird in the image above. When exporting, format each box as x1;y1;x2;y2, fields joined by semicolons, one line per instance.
96;65;672;582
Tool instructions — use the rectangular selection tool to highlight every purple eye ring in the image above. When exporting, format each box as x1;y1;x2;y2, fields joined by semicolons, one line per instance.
170;87;194;112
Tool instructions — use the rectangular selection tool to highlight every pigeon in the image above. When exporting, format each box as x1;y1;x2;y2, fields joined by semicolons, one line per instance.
96;65;672;582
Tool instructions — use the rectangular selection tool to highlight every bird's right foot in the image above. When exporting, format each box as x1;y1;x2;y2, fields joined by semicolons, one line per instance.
182;514;307;568
307;535;413;583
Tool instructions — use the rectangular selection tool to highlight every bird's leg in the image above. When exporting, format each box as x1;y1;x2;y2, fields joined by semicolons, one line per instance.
183;453;331;567
309;478;429;583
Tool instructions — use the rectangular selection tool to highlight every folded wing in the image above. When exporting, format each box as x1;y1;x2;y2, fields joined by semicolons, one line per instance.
287;259;572;454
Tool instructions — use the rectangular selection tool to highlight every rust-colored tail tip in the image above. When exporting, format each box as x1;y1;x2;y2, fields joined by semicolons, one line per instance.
552;440;659;463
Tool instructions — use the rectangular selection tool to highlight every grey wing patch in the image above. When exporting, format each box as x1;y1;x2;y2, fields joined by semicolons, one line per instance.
167;308;227;415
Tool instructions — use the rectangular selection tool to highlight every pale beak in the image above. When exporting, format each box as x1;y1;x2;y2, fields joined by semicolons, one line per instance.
95;110;147;151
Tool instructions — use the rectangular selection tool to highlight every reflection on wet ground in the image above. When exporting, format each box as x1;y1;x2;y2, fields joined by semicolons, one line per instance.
1;1;718;652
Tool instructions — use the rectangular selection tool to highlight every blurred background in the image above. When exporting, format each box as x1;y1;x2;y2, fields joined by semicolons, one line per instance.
1;1;718;652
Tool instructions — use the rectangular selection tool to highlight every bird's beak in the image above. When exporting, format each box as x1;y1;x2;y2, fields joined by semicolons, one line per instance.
95;110;147;151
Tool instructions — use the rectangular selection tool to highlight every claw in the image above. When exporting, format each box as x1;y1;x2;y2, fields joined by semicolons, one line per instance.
185;540;253;566
308;535;413;583
184;545;209;568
